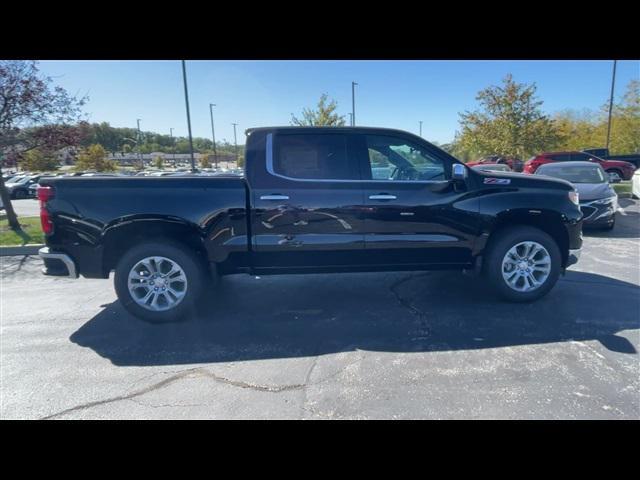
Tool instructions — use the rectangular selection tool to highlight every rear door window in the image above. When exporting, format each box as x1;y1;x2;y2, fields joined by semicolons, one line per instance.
273;133;358;180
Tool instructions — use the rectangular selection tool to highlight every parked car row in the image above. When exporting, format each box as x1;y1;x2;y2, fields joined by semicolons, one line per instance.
468;149;637;182
3;174;44;199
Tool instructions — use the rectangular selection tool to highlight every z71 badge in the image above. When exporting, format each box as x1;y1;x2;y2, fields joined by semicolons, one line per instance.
484;178;511;185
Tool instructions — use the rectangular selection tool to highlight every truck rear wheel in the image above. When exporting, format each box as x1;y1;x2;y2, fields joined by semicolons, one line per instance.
114;241;206;323
484;226;561;302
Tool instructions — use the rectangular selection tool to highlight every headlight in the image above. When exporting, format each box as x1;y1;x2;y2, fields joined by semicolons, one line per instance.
568;191;579;205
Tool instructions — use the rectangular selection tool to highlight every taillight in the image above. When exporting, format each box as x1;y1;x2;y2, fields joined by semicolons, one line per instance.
37;185;55;235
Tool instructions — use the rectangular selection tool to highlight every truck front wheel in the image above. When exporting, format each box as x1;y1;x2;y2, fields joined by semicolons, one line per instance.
484;226;561;302
114;241;206;323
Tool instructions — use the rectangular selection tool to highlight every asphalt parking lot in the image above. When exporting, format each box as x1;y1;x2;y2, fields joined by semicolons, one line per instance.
5;198;40;217
1;199;638;419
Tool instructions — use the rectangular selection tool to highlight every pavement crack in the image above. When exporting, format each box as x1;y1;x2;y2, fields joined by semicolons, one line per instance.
388;273;432;338
41;367;306;419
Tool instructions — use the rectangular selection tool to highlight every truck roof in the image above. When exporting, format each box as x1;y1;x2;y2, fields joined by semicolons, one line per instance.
245;126;424;137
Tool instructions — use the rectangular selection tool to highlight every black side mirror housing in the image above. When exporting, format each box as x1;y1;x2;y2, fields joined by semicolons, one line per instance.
452;163;467;182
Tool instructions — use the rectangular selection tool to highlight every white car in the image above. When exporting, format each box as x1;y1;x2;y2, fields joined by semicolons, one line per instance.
633;168;640;199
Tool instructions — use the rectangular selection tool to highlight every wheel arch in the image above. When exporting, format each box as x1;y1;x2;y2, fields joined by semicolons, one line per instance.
101;217;209;277
484;210;570;267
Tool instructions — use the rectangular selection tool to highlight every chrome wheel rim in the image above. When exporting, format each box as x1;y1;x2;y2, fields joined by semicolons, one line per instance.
501;241;551;293
127;256;188;311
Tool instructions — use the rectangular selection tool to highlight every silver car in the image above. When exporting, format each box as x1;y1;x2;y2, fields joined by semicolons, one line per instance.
535;161;617;230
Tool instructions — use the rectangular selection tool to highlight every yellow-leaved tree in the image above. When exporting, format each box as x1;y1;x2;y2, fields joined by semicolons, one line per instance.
75;144;117;172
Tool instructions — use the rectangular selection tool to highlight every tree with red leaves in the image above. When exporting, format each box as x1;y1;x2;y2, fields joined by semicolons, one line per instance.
0;60;87;230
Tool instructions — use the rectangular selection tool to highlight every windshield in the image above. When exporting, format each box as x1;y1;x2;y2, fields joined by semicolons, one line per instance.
537;165;606;183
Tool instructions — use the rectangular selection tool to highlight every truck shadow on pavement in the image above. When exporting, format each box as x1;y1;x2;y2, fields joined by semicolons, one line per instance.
70;269;640;367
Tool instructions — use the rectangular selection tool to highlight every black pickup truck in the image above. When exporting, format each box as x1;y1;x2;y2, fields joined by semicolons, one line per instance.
38;127;583;322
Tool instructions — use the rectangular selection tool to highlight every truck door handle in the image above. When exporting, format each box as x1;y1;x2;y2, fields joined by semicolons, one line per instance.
260;194;290;201
369;194;397;200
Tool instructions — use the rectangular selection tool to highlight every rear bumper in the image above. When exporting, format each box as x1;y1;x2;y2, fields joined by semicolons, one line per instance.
38;247;78;278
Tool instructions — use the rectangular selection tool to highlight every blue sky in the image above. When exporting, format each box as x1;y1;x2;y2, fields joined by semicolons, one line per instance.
38;60;639;145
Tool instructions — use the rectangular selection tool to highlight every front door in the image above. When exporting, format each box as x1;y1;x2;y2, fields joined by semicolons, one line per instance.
357;133;477;267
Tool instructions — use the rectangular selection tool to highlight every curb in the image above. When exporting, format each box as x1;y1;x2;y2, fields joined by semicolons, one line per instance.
0;244;44;256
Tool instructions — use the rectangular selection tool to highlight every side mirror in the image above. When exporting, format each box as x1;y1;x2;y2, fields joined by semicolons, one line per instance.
452;163;467;181
608;173;621;183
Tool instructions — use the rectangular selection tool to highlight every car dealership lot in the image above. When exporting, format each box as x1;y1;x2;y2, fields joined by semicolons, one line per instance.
1;199;638;419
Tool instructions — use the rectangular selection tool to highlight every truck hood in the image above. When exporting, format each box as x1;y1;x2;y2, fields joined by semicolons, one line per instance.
474;170;574;191
574;182;616;201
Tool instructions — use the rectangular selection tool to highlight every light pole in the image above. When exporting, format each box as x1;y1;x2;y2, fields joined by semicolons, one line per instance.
169;128;176;166
606;60;617;151
209;103;218;169
351;81;358;126
419;121;423;137
181;60;196;172
232;123;238;164
136;119;142;169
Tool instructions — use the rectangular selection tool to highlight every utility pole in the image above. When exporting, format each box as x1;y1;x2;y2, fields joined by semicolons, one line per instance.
351;81;358;126
181;60;196;172
606;60;617;151
209;103;218;169
232;123;238;164
169;128;176;166
419;121;423;137
136;119;142;169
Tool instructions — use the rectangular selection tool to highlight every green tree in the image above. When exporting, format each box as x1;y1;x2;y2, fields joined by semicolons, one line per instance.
21;148;60;172
154;156;164;169
610;79;640;154
456;74;562;160
75;144;117;172
291;94;346;126
553;80;639;154
553;109;603;152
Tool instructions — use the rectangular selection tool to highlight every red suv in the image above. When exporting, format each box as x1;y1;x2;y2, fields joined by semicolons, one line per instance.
524;151;636;181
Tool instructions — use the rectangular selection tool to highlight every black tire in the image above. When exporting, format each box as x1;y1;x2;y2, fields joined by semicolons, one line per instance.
484;226;561;302
114;241;207;323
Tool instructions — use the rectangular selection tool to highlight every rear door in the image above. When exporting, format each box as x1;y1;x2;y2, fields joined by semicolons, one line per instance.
249;131;367;269
356;132;477;266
